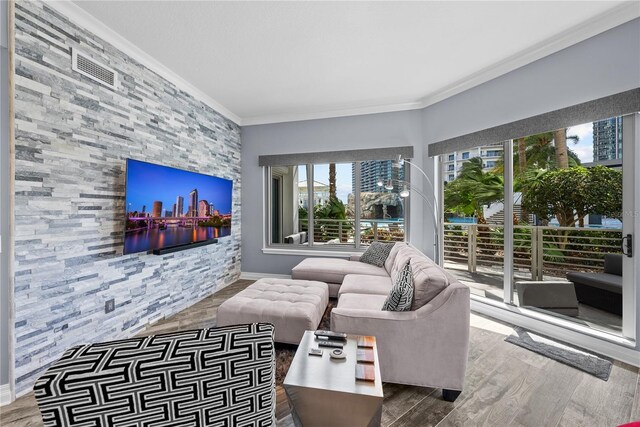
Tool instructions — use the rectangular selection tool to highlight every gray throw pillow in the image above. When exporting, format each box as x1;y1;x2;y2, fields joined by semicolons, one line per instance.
382;260;414;311
360;242;395;267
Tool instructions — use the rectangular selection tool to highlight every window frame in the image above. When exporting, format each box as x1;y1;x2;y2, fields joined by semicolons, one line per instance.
263;160;410;254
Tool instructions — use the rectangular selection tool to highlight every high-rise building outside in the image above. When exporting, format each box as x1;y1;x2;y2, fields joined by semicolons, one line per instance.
164;210;172;218
175;196;184;217
189;189;198;217
198;200;210;217
593;117;623;162
152;201;162;218
209;204;216;216
442;143;504;183
353;160;405;193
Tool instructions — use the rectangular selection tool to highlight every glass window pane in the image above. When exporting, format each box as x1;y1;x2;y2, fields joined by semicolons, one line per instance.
442;144;505;299
512;118;624;336
270;165;308;245
358;160;405;244
311;163;356;247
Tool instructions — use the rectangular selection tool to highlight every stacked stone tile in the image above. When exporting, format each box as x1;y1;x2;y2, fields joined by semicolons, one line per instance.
12;0;242;394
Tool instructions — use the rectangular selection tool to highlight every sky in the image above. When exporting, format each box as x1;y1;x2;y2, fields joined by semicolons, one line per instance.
126;160;233;215
567;122;594;163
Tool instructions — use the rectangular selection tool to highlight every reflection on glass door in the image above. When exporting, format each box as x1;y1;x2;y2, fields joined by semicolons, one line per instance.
441;114;635;339
442;145;505;301
510;117;627;336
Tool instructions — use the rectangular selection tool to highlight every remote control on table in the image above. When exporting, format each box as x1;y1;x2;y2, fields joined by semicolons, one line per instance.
314;330;347;341
317;341;344;349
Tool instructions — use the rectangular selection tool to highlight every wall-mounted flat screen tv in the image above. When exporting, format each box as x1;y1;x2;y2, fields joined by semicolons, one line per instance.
124;159;233;255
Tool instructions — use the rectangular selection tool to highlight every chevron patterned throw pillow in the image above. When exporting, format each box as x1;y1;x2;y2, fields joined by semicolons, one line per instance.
382;260;414;311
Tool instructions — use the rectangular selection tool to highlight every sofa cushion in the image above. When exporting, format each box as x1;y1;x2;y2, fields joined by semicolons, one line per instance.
385;242;405;275
411;256;450;310
338;274;393;298
390;245;416;282
567;271;622;294
382;261;414;311
336;292;388;311
360;241;395;267
292;257;388;284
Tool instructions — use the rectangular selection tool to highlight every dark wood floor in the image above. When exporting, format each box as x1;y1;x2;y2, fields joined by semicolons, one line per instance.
1;279;638;427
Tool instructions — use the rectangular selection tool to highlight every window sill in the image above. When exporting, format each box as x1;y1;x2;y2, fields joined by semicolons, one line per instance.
262;247;363;257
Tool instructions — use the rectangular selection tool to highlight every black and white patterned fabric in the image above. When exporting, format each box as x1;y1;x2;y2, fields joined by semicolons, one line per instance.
382;260;414;311
34;323;275;427
360;242;395;267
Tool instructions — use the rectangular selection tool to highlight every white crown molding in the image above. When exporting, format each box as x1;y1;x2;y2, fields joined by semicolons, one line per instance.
242;100;424;126
43;0;242;125
418;1;640;110
0;384;12;406
42;1;639;127
244;1;640;126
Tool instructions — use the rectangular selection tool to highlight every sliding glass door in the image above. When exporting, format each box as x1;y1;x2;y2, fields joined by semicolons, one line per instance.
442;113;637;340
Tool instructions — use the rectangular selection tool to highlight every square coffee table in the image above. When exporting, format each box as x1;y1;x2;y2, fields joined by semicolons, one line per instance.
283;331;383;427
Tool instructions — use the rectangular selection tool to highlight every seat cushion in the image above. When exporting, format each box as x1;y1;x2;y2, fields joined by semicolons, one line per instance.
337;292;388;311
338;274;393;298
567;272;622;294
292;257;388;285
217;278;329;344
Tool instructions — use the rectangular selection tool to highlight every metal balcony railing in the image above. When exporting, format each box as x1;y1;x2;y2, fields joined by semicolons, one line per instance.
443;222;623;279
299;218;405;245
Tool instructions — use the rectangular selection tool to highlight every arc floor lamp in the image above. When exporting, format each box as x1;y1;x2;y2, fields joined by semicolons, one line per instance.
377;155;441;264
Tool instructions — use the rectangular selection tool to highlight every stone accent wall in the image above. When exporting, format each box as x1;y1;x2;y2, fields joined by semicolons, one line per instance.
12;0;241;394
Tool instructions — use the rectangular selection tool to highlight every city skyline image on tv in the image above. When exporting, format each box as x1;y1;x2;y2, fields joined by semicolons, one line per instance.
124;159;233;255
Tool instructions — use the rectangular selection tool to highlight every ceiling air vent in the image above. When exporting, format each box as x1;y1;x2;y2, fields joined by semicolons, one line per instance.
71;49;117;89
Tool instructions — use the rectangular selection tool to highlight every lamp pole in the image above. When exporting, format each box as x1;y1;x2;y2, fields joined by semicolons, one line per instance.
394;156;441;265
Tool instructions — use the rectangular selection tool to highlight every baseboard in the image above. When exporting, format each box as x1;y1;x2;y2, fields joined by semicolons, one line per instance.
240;271;292;281
0;384;12;406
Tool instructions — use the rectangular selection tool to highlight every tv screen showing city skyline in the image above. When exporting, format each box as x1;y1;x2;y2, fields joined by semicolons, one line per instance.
124;159;233;255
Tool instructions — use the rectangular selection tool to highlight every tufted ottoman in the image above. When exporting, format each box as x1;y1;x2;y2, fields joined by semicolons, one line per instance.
216;278;329;344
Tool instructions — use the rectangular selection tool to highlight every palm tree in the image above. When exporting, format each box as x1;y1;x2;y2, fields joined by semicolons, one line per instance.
494;132;581;174
445;157;504;223
329;163;337;201
554;129;569;169
517;137;528;223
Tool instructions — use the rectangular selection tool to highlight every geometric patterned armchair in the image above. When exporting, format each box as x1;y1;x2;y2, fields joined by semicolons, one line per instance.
34;324;275;427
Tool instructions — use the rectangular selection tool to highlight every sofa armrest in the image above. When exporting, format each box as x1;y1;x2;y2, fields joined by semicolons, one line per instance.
331;286;470;390
349;254;362;262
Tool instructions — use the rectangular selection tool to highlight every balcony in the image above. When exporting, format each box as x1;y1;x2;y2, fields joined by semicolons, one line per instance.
443;222;623;335
299;218;405;246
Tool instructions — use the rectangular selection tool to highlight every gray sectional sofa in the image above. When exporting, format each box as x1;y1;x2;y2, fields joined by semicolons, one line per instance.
292;242;470;401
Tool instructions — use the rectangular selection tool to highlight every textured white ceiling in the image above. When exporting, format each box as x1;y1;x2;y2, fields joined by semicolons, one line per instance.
71;1;636;124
